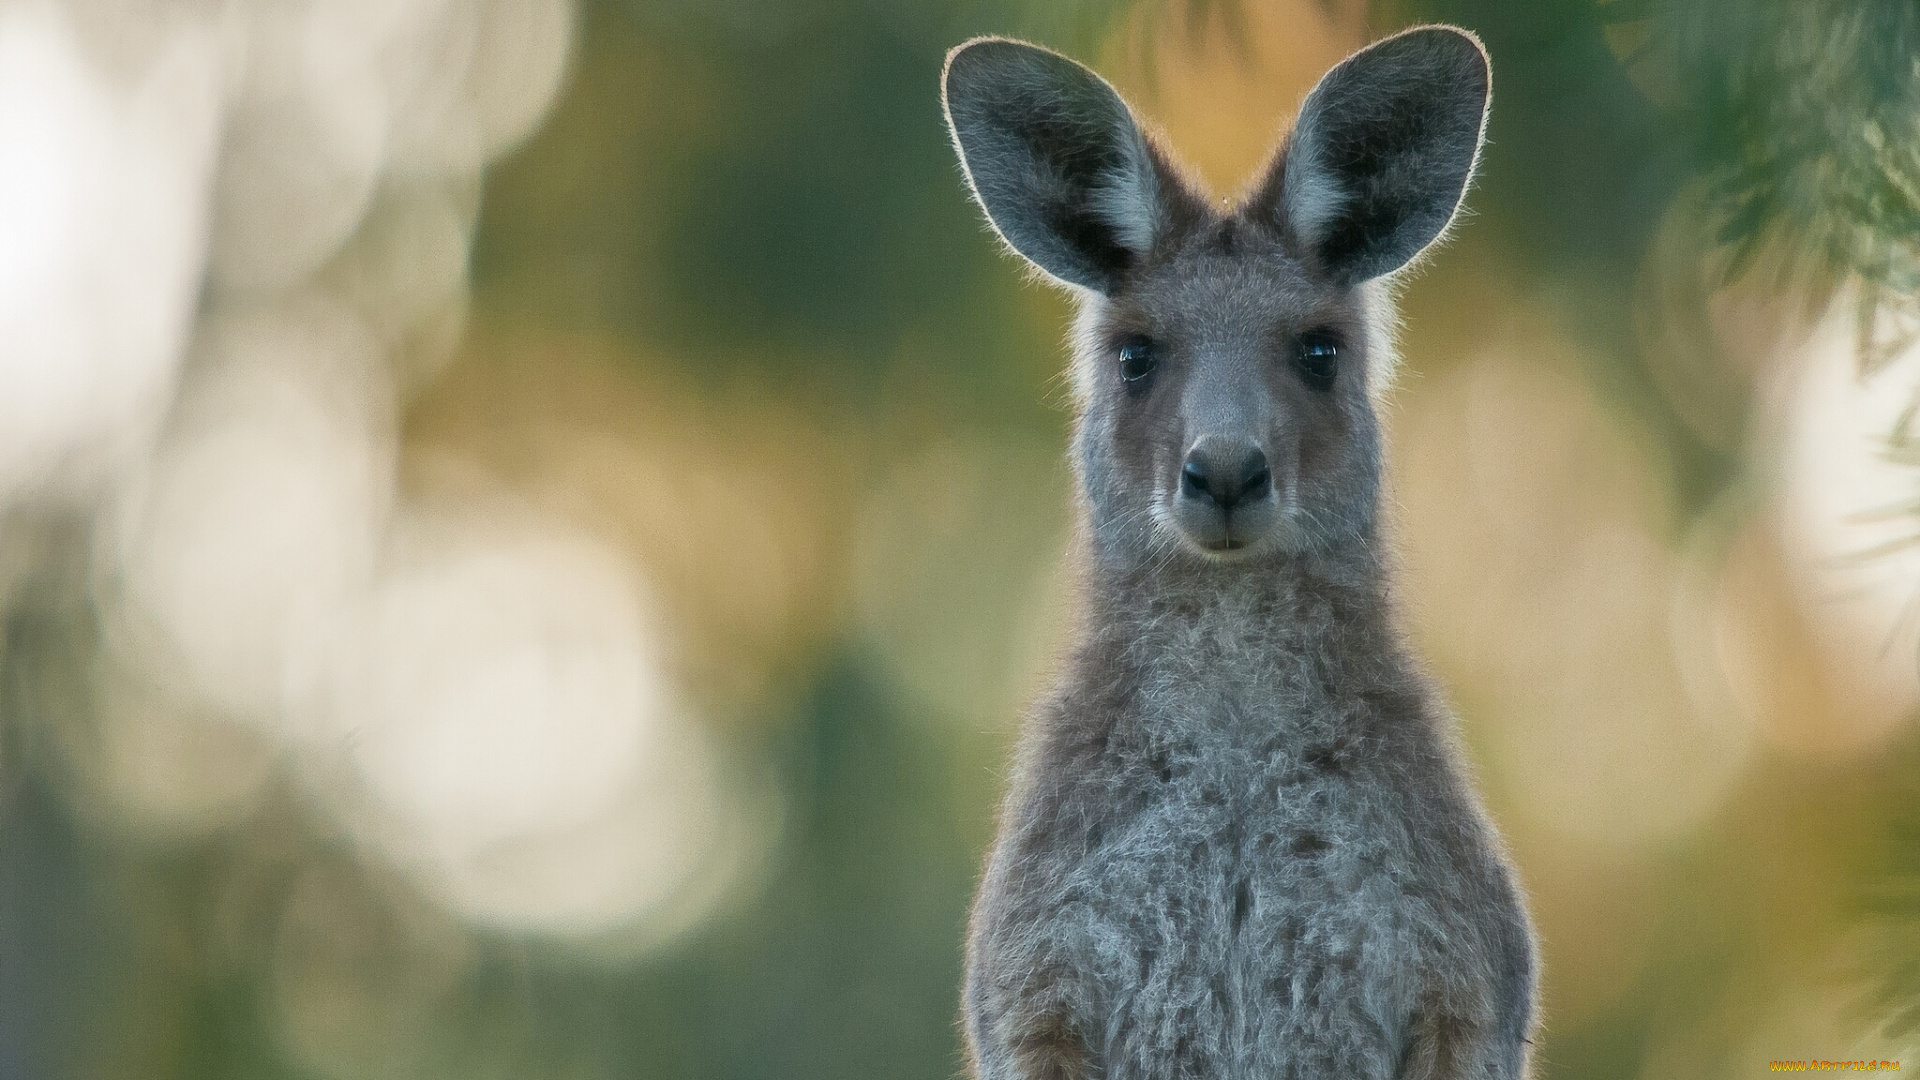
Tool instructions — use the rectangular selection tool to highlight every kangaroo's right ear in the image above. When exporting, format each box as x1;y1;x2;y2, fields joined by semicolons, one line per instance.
943;38;1176;295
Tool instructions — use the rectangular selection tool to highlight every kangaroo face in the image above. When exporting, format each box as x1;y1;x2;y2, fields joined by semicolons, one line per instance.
1078;223;1381;561
944;28;1489;568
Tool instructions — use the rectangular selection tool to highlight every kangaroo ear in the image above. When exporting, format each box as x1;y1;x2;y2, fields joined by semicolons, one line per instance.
943;38;1176;295
1251;26;1490;286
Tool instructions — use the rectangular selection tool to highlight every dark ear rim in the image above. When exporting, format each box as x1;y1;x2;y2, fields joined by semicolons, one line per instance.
1247;23;1491;284
941;36;1185;294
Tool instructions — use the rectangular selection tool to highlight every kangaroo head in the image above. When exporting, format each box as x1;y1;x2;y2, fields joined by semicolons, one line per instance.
943;28;1489;570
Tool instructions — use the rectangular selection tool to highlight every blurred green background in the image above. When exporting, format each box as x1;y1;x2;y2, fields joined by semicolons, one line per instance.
3;0;1920;1077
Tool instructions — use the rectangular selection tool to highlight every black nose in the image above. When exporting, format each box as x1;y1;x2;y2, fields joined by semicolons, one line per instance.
1181;443;1271;511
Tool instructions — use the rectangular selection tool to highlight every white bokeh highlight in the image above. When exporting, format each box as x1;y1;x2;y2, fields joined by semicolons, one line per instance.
0;3;222;504
1767;297;1920;743
104;296;394;726
0;0;767;950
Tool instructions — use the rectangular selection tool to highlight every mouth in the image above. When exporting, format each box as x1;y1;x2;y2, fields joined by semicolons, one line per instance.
1171;511;1268;559
1160;488;1290;560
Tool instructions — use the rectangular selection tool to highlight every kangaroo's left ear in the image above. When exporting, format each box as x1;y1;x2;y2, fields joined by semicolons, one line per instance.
1248;26;1490;286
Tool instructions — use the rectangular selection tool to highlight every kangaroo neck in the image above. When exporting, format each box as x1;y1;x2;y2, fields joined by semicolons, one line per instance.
1077;537;1408;703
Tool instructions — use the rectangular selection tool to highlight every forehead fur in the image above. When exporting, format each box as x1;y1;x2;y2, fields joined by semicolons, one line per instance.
1123;220;1336;332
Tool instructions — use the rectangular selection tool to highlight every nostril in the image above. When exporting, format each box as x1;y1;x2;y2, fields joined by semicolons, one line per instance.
1241;455;1271;504
1181;460;1210;502
1236;457;1267;499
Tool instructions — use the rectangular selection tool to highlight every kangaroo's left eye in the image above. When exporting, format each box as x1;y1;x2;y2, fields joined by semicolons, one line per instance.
1292;330;1340;393
1118;335;1158;384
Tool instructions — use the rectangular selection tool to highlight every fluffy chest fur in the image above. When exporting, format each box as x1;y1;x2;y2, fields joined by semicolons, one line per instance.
965;576;1530;1080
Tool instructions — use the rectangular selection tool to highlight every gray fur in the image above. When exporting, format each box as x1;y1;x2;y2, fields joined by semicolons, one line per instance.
943;26;1535;1080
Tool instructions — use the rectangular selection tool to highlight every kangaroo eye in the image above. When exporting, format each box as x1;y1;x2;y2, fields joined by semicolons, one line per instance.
1117;336;1158;384
1292;330;1339;393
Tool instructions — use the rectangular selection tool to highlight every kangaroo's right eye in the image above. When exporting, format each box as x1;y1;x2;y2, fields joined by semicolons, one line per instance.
1118;336;1158;384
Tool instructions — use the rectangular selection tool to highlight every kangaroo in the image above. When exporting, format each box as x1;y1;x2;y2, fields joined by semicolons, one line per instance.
941;26;1534;1080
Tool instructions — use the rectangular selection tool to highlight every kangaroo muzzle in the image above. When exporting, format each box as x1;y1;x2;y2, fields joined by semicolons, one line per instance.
1174;433;1280;553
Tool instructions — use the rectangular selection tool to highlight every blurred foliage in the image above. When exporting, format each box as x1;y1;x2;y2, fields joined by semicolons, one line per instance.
472;0;1128;413
1660;0;1920;365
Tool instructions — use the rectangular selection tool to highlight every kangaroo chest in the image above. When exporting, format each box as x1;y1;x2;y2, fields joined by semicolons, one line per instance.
1043;693;1466;1078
